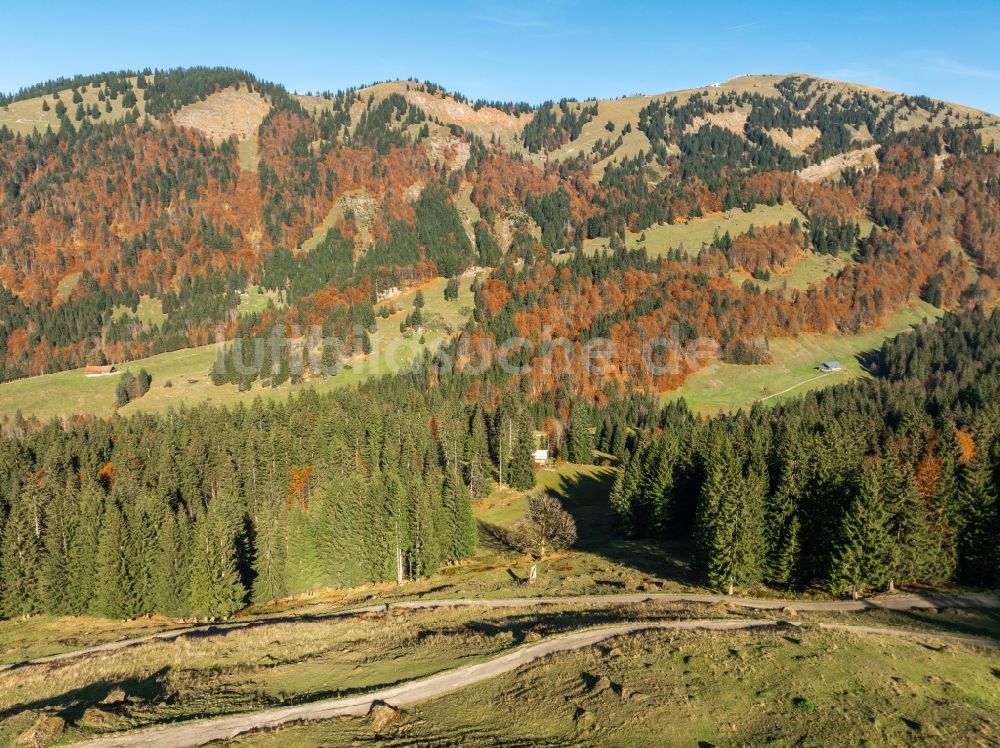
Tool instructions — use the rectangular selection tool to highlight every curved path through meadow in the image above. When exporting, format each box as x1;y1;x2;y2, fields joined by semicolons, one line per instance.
72;615;1000;747
4;591;997;674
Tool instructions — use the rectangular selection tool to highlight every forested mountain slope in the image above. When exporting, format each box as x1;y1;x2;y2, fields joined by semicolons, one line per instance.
1;68;999;616
0;67;998;401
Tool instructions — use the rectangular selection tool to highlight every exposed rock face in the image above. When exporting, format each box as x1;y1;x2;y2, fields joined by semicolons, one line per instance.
173;87;270;141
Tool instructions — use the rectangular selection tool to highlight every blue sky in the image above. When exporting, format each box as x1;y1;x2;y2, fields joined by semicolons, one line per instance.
3;1;1000;113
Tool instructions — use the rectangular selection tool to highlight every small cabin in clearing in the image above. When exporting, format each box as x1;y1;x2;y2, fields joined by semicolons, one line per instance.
532;449;549;465
85;364;117;377
818;361;844;373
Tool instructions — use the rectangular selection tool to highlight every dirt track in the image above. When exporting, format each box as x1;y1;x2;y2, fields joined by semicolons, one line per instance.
71;616;999;748
4;591;997;674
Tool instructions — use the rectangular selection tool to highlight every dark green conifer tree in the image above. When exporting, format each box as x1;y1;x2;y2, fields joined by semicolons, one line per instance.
694;433;766;594
828;464;893;599
95;502;138;618
66;482;104;614
506;414;537;490
153;508;192;617
764;426;802;586
441;467;477;561
316;474;368;588
41;488;76;615
956;444;999;586
188;498;247;618
0;503;42;617
566;403;594;464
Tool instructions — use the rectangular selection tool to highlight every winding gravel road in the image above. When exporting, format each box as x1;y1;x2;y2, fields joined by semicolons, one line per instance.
70;616;999;748
4;591;997;674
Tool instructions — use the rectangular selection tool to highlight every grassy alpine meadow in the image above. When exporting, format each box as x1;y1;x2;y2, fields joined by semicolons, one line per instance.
0;616;179;668
0;276;476;422
663;299;943;415
0;79;149;137
0;601;772;745
111;294;168;327
235;626;1000;747
0;344;222;422
237;136;260;171
729;250;853;291
580;203;807;258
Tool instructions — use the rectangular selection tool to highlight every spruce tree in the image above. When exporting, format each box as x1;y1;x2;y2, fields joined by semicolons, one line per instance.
126;494;163;614
609;447;641;535
315;474;369;588
41;493;75;615
463;406;492;498
0;504;42;617
188;499;247;618
95;502;138;618
152;508;192;617
828;464;892;599
764;429;802;586
407;473;440;577
884;453;949;587
283;506;324;594
506;415;537;490
956;446;999;587
67;482;103;615
566;404;593;464
250;501;288;604
644;437;678;536
694;434;766;594
441;467;478;561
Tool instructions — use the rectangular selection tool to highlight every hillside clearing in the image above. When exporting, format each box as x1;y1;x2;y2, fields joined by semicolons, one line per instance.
729;250;852;291
0;277;475;422
581;204;806;257
0;78;149;137
663;300;942;414
54;271;82;301
799;144;880;182
111;295;167;326
237;137;259;171
298;190;379;254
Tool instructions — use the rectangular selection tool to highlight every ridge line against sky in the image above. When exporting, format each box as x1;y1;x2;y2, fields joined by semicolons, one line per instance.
2;0;999;114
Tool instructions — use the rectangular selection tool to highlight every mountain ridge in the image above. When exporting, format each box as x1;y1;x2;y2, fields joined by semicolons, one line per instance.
0;65;997;402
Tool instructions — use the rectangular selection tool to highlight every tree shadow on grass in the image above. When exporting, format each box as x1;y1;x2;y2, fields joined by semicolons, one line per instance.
542;466;697;587
855;348;880;375
873;606;1000;640
0;666;171;725
478;521;518;554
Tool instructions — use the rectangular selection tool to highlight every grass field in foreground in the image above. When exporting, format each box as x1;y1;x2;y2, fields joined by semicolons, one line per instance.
19;598;995;746
241;625;1000;747
663;300;942;415
0;277;476;422
9;602;748;744
581;204;806;258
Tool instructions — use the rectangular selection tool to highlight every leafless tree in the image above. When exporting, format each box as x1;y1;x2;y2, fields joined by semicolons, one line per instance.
510;493;577;559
